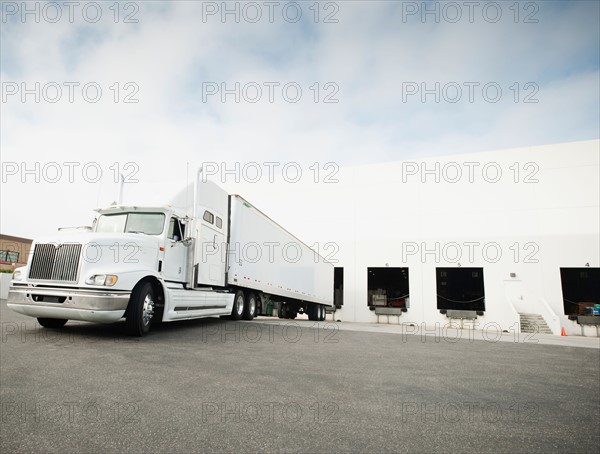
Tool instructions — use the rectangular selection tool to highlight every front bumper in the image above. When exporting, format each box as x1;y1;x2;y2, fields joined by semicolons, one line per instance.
7;285;131;323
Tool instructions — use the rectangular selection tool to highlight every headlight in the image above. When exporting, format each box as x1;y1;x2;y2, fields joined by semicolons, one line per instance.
12;270;22;281
85;274;118;286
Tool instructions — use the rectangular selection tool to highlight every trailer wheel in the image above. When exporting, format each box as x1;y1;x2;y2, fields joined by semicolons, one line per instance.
37;318;68;328
279;303;287;319
307;305;317;321
244;293;257;320
126;282;155;336
231;290;245;320
319;305;326;321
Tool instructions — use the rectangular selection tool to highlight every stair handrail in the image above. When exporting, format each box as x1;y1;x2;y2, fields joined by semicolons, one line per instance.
504;291;522;329
538;297;561;335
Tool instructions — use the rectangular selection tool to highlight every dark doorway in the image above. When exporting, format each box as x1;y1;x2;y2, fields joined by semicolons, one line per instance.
367;267;409;308
334;267;344;308
560;268;600;316
436;267;485;311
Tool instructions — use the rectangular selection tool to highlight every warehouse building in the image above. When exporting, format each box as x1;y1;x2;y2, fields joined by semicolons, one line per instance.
230;140;599;336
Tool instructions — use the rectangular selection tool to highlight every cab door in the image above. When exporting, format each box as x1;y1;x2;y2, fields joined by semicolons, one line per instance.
162;217;188;283
196;209;226;287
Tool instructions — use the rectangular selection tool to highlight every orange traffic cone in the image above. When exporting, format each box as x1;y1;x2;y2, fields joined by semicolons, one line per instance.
561;327;567;336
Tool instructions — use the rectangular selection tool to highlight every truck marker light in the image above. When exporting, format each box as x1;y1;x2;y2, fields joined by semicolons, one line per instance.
105;275;118;286
85;274;118;286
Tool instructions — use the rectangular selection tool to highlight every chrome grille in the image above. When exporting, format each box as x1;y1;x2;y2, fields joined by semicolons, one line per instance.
28;243;82;282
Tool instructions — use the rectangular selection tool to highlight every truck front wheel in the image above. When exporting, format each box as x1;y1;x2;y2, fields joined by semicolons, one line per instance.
126;282;155;336
37;318;68;328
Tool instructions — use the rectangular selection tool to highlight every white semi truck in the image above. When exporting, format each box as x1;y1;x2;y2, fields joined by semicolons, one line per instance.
8;177;334;336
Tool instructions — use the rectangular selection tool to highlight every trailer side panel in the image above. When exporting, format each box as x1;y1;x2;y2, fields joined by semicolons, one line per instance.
227;195;333;306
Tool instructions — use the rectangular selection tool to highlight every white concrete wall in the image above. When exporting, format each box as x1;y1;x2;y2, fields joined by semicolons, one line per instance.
0;273;12;299
226;140;600;335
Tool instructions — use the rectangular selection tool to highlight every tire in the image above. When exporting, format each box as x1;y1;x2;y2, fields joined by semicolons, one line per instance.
37;318;68;328
318;305;326;321
281;304;296;319
231;290;245;321
307;305;317;321
243;292;257;320
126;282;155;336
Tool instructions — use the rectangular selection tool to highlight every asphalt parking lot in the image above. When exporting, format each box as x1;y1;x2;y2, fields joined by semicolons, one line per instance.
1;299;599;454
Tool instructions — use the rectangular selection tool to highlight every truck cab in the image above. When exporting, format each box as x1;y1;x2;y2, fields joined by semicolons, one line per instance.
7;204;231;336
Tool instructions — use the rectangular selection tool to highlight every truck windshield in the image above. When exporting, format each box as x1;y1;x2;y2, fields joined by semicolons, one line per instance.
96;213;165;235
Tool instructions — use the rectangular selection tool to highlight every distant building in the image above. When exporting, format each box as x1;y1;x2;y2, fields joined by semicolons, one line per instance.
0;234;32;272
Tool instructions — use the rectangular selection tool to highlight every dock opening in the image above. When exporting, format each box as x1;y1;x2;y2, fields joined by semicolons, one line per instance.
367;267;409;309
560;267;600;316
436;267;485;312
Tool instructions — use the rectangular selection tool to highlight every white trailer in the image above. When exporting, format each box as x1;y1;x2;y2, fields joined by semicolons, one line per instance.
8;175;334;336
227;195;333;320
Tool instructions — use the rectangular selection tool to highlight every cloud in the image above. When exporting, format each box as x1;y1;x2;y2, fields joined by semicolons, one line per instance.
1;0;598;238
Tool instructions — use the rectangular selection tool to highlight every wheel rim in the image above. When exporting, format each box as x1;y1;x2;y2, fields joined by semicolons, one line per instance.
236;295;244;315
249;297;256;316
142;293;155;326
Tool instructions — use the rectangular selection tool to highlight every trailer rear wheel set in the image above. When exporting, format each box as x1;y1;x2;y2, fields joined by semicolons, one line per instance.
279;302;326;321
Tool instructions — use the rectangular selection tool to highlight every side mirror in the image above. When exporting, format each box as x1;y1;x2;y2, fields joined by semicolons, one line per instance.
182;237;193;247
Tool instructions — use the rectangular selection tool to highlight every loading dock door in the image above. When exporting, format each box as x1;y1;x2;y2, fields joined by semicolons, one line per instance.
560;268;600;316
334;267;344;308
436;267;485;311
367;267;409;308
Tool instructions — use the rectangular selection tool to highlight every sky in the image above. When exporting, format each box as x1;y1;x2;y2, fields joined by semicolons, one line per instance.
1;0;599;239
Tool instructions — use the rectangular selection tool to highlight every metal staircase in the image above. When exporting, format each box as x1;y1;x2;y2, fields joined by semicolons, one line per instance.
519;313;554;335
